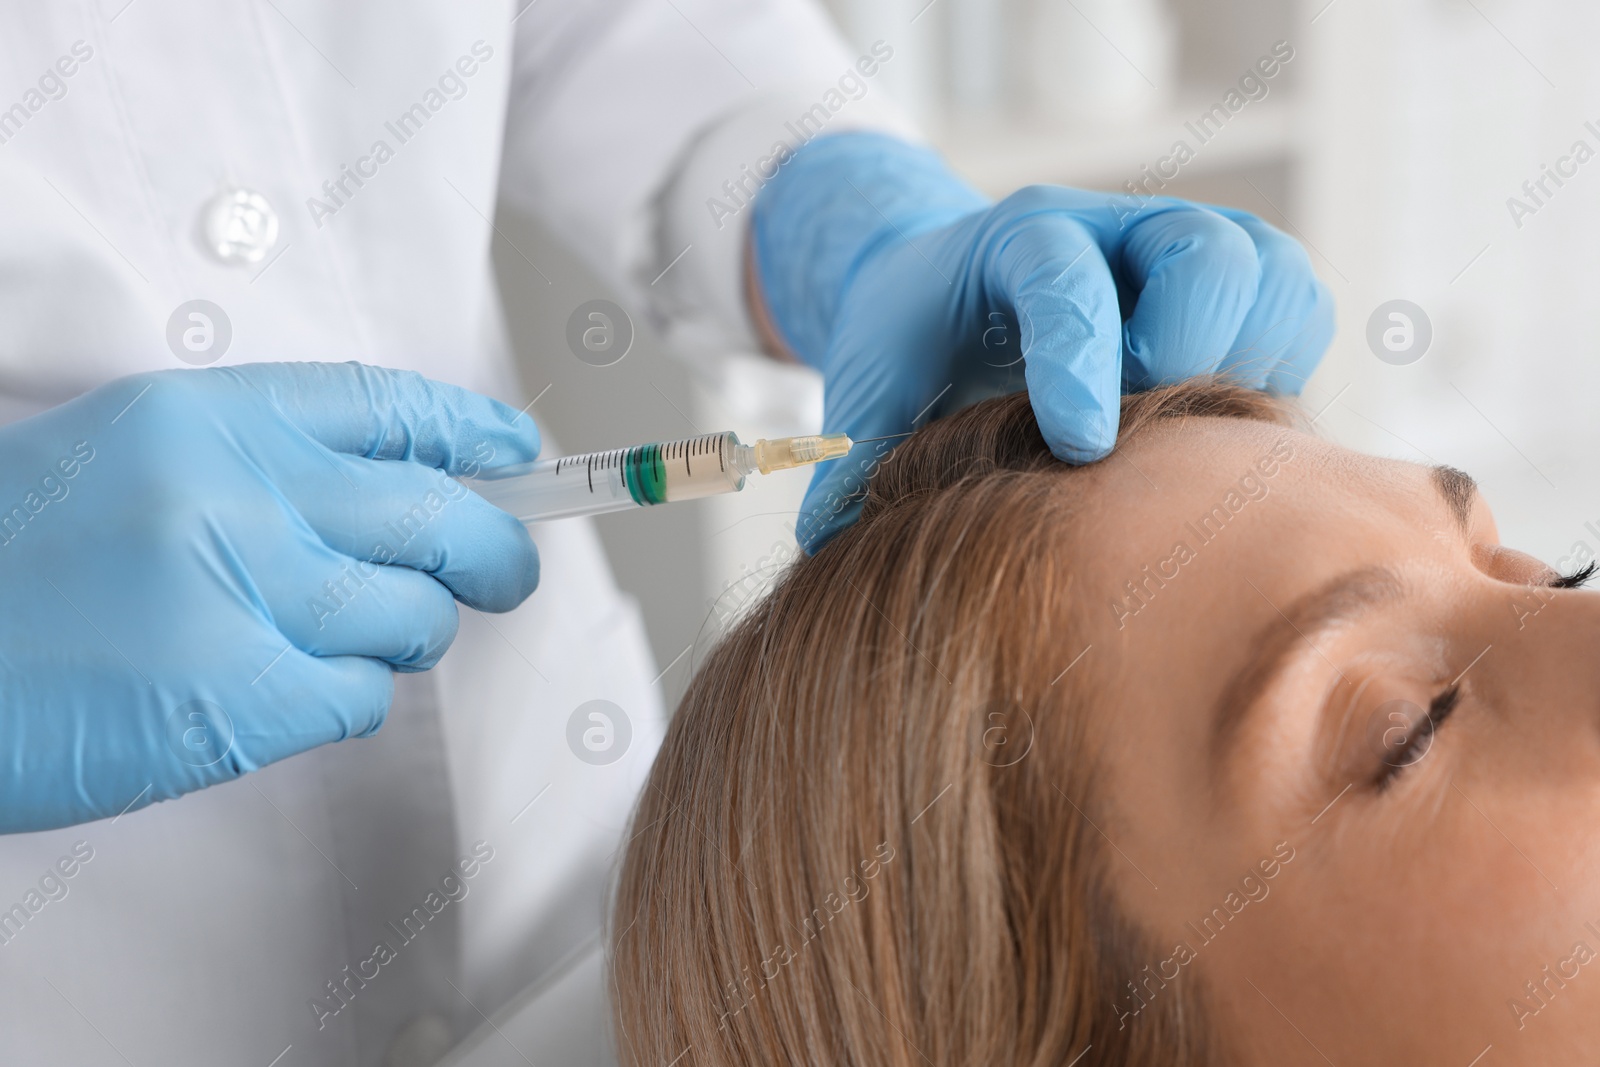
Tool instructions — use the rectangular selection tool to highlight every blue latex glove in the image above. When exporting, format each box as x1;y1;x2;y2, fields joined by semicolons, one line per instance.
0;363;541;832
752;132;1335;552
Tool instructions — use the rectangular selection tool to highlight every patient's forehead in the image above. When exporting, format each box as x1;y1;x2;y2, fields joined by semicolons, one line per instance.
1085;417;1315;538
1068;417;1426;653
1095;416;1407;524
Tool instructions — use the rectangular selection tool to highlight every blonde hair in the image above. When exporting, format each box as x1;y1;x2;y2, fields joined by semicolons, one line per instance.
612;382;1300;1067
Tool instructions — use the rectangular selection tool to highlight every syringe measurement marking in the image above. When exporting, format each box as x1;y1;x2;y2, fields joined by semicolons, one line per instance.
547;434;727;499
662;434;716;477
554;448;630;495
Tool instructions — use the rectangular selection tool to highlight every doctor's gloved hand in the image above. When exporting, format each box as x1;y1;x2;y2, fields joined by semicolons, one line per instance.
0;363;541;833
750;132;1335;553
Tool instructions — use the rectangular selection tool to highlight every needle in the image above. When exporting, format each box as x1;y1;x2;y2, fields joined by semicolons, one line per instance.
850;431;915;446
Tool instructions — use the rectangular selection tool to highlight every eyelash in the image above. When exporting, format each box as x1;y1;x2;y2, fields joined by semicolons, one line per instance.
1553;561;1599;589
1375;685;1462;791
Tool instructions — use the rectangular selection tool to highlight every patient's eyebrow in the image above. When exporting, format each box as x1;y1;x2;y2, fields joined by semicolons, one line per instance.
1210;566;1406;765
1432;465;1477;536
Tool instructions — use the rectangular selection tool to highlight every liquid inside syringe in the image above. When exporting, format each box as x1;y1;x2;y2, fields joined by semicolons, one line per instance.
462;430;852;523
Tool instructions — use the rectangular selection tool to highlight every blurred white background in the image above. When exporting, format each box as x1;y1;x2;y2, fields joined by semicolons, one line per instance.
495;0;1600;702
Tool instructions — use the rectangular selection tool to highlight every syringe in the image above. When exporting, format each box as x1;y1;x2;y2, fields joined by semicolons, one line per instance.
462;430;855;523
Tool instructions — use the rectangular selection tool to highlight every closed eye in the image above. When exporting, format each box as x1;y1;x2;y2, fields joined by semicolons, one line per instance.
1375;685;1462;791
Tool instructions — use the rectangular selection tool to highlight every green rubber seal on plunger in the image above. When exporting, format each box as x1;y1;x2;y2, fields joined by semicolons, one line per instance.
623;444;669;506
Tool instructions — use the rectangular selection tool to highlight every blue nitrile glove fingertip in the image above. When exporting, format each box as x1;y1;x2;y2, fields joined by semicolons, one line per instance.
476;531;541;609
1264;279;1337;397
445;505;541;612
494;402;543;464
1119;207;1260;386
435;392;541;475
1054;431;1115;466
1036;408;1117;465
1027;367;1120;467
230;362;545;473
343;659;395;738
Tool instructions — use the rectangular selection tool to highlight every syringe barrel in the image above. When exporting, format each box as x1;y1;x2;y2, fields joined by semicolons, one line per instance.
463;432;746;523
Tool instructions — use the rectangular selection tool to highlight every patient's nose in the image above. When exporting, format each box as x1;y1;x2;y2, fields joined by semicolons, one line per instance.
1478;584;1600;745
1472;544;1561;587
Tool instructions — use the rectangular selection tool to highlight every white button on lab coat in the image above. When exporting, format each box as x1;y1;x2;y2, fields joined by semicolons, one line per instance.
0;1;897;1063
201;187;280;263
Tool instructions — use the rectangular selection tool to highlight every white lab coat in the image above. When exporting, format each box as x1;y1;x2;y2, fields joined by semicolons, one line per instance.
0;2;904;1064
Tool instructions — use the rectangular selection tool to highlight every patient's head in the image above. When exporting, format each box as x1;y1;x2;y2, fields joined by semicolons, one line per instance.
612;380;1600;1066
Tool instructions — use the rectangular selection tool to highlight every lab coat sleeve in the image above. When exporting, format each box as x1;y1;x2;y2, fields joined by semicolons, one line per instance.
499;0;917;361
